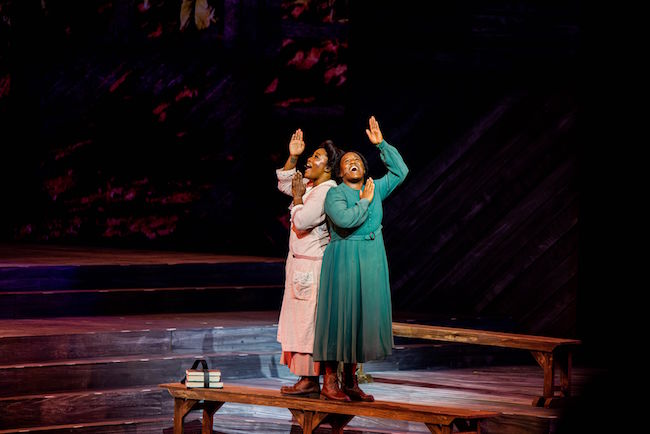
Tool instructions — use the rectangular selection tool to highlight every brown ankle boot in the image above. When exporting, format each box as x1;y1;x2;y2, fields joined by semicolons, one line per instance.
342;363;374;402
320;362;350;402
280;376;320;397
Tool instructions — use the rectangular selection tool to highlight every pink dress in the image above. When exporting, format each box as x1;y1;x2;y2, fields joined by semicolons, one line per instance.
276;168;336;376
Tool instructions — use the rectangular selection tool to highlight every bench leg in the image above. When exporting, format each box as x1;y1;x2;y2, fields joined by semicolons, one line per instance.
201;401;224;434
289;409;328;434
531;351;554;406
425;423;452;434
328;414;354;434
453;419;480;434
531;349;574;407
174;398;199;434
557;348;572;398
426;420;480;434
288;410;352;434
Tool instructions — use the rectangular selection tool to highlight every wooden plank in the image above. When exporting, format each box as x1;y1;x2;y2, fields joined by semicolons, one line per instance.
388;93;568;291
384;91;577;335
460;173;578;316
392;323;580;352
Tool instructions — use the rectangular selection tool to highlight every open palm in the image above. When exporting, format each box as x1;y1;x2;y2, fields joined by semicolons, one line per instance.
365;116;384;145
289;129;305;156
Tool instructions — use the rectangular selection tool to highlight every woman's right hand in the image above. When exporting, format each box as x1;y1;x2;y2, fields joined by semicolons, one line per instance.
359;177;375;202
289;129;305;157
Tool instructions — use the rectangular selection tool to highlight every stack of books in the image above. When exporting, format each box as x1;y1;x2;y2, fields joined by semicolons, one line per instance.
185;369;223;388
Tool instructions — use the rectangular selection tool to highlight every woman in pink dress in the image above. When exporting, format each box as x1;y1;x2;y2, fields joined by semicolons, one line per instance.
276;129;343;396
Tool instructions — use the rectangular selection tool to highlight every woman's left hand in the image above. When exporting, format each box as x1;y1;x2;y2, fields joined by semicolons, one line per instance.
292;171;306;200
365;115;384;145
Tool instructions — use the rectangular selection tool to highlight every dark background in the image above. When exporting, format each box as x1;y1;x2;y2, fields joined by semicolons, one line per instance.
0;0;594;356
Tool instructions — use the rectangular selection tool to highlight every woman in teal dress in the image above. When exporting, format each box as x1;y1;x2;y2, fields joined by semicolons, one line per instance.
314;116;409;401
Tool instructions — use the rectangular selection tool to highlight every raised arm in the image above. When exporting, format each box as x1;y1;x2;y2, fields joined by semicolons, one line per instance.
324;187;371;229
373;140;409;199
365;116;408;199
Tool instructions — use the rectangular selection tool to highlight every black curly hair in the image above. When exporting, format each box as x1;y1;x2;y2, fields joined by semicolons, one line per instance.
319;140;346;181
333;150;369;184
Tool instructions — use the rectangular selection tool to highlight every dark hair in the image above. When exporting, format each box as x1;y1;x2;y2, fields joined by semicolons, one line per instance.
320;140;345;181
334;150;369;183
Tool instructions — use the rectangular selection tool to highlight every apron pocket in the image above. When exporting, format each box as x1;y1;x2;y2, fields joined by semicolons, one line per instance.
292;270;314;300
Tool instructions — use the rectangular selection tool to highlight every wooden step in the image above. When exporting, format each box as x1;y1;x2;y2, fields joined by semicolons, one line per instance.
0;386;292;430
0;261;284;291
1;284;283;319
1;258;285;319
0;416;177;434
0;387;168;429
0;323;280;365
0;351;287;397
0;312;282;364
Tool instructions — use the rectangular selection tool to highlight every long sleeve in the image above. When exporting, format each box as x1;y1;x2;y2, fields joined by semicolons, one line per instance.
276;168;296;197
374;140;409;200
291;183;334;231
324;187;370;229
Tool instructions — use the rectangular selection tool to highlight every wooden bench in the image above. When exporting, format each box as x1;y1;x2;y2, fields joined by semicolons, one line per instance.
392;322;581;407
160;382;498;434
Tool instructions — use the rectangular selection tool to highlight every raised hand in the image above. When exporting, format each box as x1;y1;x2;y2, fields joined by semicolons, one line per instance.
289;128;306;157
365;116;383;145
359;177;375;202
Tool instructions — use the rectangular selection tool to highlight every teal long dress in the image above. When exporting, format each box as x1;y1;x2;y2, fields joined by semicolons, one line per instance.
313;140;409;363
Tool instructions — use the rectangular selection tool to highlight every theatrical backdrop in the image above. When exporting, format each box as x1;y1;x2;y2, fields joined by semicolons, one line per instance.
0;1;579;336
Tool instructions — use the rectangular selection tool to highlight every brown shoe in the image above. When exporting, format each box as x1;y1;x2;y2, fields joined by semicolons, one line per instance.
320;362;350;402
281;376;320;397
342;363;374;402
